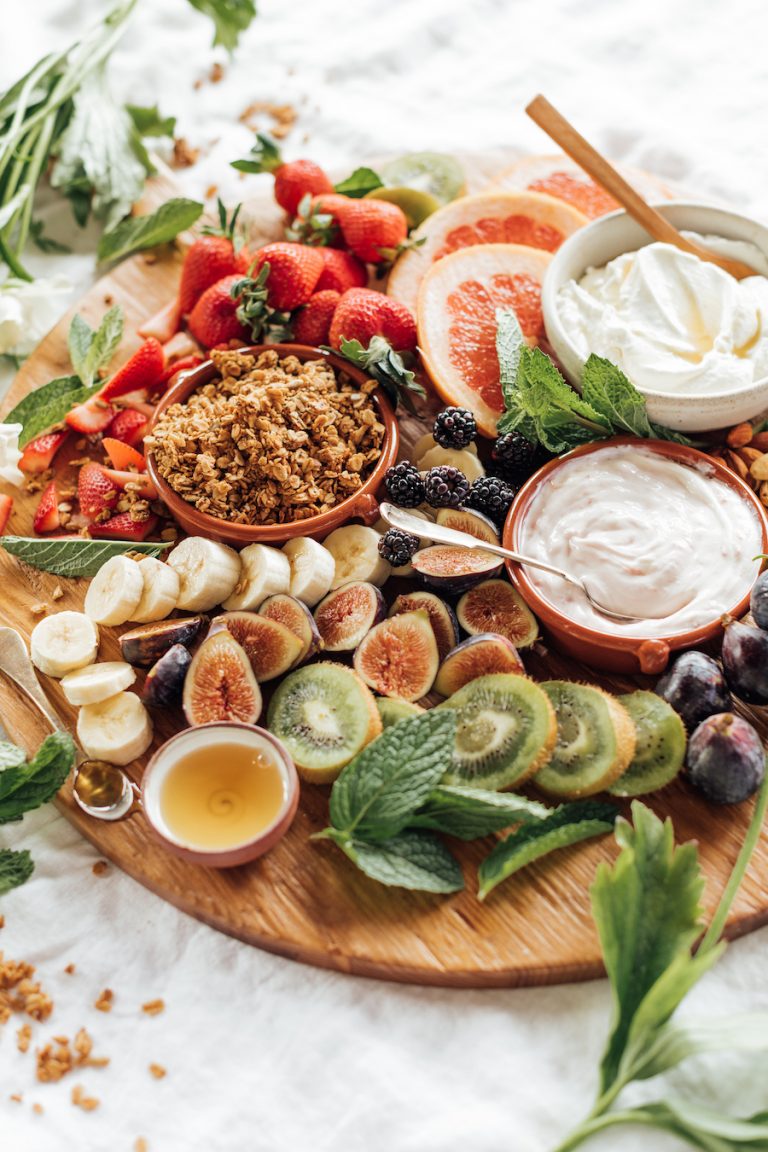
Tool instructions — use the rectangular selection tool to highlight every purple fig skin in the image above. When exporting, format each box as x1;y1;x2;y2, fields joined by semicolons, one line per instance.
314;582;386;652
142;644;192;708
750;570;768;630
209;611;304;681
388;591;459;662
686;712;766;804
118;615;207;667
411;546;502;595
721;617;768;705
655;650;732;731
434;633;524;697
258;594;321;666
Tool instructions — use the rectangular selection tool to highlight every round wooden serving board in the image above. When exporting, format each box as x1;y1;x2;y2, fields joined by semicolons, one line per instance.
1;165;767;989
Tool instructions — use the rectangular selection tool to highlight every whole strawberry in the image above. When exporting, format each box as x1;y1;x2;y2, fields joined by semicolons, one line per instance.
188;275;251;348
177;200;251;319
231;134;334;217
291;290;341;346
287;193;352;247
340;199;408;264
315;248;367;294
329;288;417;353
251;242;324;311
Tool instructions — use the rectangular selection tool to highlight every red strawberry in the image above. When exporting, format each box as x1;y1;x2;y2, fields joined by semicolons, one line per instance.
292;290;341;346
100;468;158;501
19;430;69;475
65;396;116;435
329;288;417;352
187;275;250;349
99;338;166;401
90;512;158;541
0;494;12;535
315;248;367;294
177;202;252;319
311;193;353;227
77;462;120;521
107;408;148;448
340;199;408;264
33;481;60;534
102;438;147;473
161;354;204;388
251;243;324;311
287;193;351;247
233;134;334;217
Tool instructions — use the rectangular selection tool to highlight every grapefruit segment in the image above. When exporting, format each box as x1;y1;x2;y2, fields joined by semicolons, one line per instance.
417;244;551;437
388;191;584;315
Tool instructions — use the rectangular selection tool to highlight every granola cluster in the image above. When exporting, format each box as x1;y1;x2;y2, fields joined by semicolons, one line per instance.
145;349;385;525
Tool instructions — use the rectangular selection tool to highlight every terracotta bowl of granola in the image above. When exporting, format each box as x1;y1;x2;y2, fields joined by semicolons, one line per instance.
144;344;399;547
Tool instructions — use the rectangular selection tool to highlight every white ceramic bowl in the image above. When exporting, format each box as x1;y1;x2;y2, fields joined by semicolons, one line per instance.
542;202;768;432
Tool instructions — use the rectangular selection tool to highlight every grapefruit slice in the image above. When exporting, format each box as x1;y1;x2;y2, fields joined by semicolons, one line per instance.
417;243;551;437
488;154;674;220
388;191;585;315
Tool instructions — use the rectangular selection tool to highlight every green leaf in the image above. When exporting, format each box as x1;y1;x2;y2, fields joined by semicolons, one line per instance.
230;133;282;174
334;167;383;198
0;848;34;895
0;537;171;578
29;220;71;255
638;1101;768;1148
593;802;707;1095
126;102;176;138
409;785;551;840
185;0;258;51
3;376;90;447
478;800;617;899
97;197;203;263
581;355;652;438
331;830;464;894
336;336;426;413
0;731;75;823
329;710;456;841
67;307;124;388
496;308;526;410
0;743;25;771
631;1013;768;1082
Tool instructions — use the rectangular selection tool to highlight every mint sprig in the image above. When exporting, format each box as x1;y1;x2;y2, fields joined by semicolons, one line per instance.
410;786;551;841
0;848;34;894
0;731;75;824
327;829;464;894
97;197;203;263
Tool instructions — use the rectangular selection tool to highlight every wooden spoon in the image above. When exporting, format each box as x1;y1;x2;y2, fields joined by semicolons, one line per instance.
525;94;756;280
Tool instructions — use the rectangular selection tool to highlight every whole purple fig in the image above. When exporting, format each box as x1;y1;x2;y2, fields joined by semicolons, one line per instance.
655;651;731;731
686;713;765;804
721;617;768;704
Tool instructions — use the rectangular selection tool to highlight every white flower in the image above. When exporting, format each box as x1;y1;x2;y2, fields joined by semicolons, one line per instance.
0;275;73;357
0;422;23;488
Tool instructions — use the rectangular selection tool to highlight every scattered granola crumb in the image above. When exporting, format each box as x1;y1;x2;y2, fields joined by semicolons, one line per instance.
36;1028;108;1082
64;963;76;975
51;584;64;601
143;253;158;265
71;1083;100;1111
10;1093;22;1103
210;61;224;83
75;439;87;451
149;1063;166;1079
0;951;53;1023
135;1139;148;1152
205;184;218;200
32;1102;43;1115
142;999;165;1016
17;1023;31;1052
172;137;200;168
29;602;48;616
94;988;113;1013
0;914;4;929
92;860;109;877
239;100;298;139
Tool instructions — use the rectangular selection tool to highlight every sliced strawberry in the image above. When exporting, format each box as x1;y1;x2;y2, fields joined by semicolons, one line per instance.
161;353;204;387
33;481;60;534
102;438;147;473
90;512;158;541
99;467;158;501
19;430;70;475
66;397;116;435
0;494;13;535
138;299;182;343
107;408;148;448
99;339;166;401
77;462;120;521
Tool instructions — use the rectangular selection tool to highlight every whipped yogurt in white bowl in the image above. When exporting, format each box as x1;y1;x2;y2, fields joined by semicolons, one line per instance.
543;203;768;432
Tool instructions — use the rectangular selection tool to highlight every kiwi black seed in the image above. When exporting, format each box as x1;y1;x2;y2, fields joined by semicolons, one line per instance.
608;691;686;797
535;681;636;799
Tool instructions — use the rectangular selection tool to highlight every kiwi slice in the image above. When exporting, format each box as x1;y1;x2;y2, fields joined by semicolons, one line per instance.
376;697;425;729
438;673;556;791
535;682;636;799
267;663;381;784
379;151;466;204
366;186;440;227
609;691;686;797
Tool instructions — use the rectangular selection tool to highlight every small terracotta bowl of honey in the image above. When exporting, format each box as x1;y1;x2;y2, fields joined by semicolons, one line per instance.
142;723;299;868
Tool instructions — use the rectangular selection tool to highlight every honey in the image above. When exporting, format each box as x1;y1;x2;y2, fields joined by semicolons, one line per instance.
158;742;286;850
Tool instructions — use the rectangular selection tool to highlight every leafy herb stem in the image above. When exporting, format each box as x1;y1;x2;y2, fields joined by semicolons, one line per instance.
551;1107;661;1152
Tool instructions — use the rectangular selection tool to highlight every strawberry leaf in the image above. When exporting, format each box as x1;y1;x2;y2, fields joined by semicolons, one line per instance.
334;336;426;414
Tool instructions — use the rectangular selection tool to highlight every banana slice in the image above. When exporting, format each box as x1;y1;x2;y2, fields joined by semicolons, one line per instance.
131;558;180;623
418;445;486;481
61;661;136;706
168;537;241;611
412;433;478;461
282;538;336;606
77;691;153;766
30;612;100;679
84;556;145;626
323;525;391;588
222;544;291;612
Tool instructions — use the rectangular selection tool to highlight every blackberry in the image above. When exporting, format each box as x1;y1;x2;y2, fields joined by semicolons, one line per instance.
490;431;539;483
424;465;470;509
384;461;424;508
465;475;516;526
378;528;420;567
433;406;477;449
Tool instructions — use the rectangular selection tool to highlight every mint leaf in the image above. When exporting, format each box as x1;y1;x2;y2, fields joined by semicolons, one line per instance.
329;710;456;841
30;220;70;255
581;355;652;438
334;167;383;198
0;848;34;895
478;800;617;899
0;731;75;823
0;537;170;577
4;377;90;447
67;306;124;388
230;133;281;175
335;336;426;414
0;743;25;771
409;785;551;840
185;0;258;51
126;103;176;138
496;307;526;410
331;830;464;894
97;198;203;263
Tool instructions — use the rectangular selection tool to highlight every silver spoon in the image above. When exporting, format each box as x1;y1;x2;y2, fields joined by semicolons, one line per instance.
0;627;139;821
378;503;661;625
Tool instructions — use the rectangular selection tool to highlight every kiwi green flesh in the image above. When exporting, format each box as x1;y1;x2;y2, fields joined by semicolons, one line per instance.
438;673;554;790
535;682;623;797
380;151;465;203
376;697;425;729
609;691;686;797
267;664;372;771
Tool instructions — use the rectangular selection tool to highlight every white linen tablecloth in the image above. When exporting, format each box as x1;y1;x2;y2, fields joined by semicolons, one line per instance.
2;2;768;1149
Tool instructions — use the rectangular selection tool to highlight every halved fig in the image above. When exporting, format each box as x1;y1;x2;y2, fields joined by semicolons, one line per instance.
435;507;499;544
411;545;502;594
375;697;426;729
388;590;459;661
314;582;386;652
119;615;207;667
434;633;524;696
258;594;320;666
210;611;303;681
183;630;262;726
353;610;439;702
142;644;192;708
457;579;538;648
